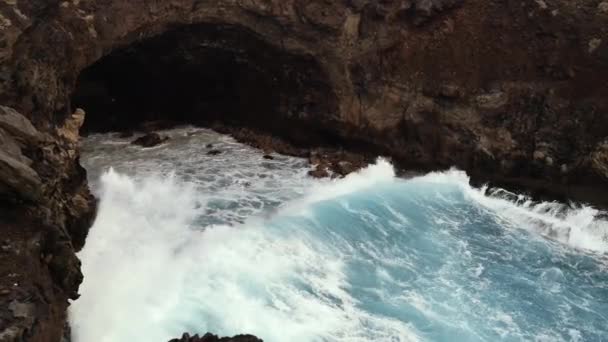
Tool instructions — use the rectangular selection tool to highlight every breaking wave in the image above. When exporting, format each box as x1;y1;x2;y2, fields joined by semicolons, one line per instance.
71;128;608;342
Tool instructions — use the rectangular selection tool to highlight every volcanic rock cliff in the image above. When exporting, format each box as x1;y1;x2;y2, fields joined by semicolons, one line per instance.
0;0;607;340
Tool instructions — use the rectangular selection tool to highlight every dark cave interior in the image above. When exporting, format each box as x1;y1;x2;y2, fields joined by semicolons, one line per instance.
72;23;338;143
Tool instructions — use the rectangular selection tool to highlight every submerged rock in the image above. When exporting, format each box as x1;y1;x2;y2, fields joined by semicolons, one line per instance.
131;133;169;148
207;149;222;156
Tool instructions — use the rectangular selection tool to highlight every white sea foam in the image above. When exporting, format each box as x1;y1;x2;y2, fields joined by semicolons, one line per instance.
411;169;608;253
280;157;395;216
70;160;420;342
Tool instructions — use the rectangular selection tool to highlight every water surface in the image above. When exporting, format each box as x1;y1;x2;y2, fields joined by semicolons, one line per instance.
71;127;608;342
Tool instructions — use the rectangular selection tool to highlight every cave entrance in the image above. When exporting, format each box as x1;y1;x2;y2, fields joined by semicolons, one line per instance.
72;23;338;142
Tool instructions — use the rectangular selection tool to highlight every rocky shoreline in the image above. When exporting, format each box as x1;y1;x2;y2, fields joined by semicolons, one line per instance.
1;0;607;340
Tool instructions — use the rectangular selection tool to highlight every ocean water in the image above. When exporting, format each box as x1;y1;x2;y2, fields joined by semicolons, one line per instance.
70;127;608;342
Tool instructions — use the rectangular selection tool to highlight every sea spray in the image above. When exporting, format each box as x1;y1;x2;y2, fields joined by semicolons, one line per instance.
71;160;420;342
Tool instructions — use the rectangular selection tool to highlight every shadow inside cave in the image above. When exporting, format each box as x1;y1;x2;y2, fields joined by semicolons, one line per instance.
72;23;338;143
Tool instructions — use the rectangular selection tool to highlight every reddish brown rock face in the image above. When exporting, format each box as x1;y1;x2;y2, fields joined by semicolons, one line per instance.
0;0;607;340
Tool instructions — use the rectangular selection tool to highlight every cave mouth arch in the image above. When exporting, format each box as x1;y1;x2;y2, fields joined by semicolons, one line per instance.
72;23;339;143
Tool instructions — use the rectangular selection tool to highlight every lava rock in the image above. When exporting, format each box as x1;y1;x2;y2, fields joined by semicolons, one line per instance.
333;160;356;176
131;133;169;148
308;165;330;178
207;149;222;156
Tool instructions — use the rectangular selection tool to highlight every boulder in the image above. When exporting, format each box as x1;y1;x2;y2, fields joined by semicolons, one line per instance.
308;165;330;178
131;133;169;148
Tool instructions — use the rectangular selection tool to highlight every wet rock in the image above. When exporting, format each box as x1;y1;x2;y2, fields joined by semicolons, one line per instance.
131;133;169;148
308;149;369;177
207;149;222;156
308;165;330;178
334;160;356;176
263;154;275;160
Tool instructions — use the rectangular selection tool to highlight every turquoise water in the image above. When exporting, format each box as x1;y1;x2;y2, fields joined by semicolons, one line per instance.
270;180;608;341
72;128;608;342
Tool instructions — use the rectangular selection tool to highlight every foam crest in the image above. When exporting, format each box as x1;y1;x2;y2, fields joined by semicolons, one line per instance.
70;169;203;342
411;168;608;253
281;158;395;215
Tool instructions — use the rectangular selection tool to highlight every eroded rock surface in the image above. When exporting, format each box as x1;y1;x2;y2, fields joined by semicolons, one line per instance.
0;106;95;341
0;0;607;340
